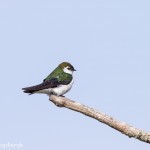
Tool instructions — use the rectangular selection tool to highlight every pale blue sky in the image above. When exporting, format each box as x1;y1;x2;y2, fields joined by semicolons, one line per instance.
0;0;150;149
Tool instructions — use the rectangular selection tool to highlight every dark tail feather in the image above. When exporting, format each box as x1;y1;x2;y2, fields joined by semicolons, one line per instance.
22;88;33;95
22;80;55;95
22;85;41;95
22;87;35;95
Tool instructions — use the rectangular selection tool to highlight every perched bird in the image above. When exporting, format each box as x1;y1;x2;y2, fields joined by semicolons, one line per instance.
22;62;76;96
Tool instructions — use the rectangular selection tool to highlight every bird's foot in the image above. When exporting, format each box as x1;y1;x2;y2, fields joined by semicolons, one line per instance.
60;95;65;97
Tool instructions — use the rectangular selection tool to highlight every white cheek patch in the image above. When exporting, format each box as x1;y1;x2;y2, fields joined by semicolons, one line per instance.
63;67;73;75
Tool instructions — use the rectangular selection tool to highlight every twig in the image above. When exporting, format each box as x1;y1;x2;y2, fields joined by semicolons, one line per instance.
49;95;150;144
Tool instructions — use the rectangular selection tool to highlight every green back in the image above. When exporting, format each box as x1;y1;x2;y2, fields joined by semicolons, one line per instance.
44;66;72;83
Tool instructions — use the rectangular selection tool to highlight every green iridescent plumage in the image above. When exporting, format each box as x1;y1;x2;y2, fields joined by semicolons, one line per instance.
43;66;72;83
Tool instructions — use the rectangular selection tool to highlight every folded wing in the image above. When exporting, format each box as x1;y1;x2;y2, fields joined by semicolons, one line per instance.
22;78;70;95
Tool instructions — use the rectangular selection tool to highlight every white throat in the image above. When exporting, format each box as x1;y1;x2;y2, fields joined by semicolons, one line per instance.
63;67;73;75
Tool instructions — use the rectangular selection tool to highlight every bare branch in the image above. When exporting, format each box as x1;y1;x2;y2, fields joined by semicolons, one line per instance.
49;95;150;144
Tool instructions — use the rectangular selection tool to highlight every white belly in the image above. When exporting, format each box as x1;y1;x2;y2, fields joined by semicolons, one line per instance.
36;79;74;96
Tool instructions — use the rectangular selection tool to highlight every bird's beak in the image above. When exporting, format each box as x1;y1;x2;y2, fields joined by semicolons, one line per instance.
73;69;77;71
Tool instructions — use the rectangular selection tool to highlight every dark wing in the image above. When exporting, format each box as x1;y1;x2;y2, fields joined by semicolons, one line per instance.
22;78;70;94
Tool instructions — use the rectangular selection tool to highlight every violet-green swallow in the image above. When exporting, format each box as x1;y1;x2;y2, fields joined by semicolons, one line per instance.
22;62;76;96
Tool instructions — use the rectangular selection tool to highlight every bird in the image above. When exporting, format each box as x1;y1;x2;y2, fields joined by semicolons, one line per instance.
22;62;76;96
